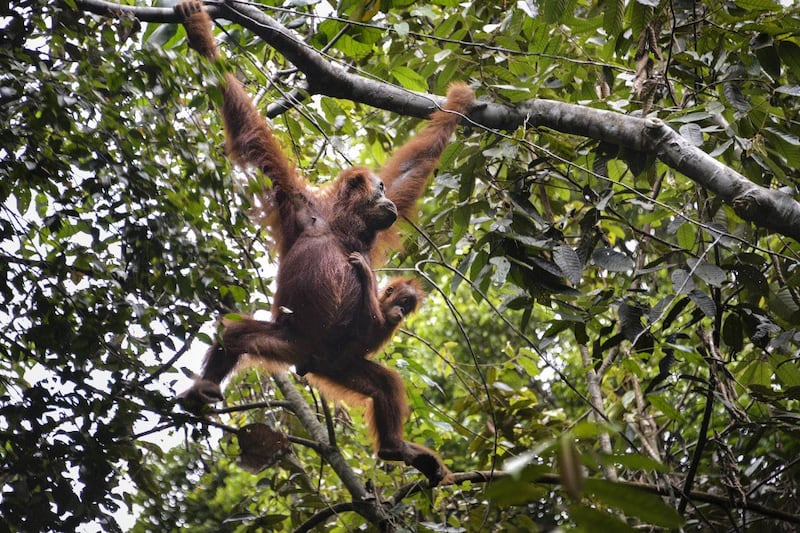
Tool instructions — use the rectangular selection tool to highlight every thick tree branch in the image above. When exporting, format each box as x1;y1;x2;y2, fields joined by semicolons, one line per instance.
72;0;800;240
74;0;196;22
519;100;800;242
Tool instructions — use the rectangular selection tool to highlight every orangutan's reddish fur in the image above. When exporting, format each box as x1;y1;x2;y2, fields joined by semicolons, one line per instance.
175;0;474;486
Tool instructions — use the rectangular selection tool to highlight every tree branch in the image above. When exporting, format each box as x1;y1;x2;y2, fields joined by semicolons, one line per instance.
72;0;800;242
578;344;617;482
294;502;379;533
212;399;292;414
269;373;390;527
519;100;800;242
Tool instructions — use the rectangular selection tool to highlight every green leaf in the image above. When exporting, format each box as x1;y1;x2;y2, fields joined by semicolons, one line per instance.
391;66;428;92
584;479;684;528
147;23;179;48
334;34;373;59
648;393;686;424
569;504;637;532
722;313;744;351
675;220;695;250
558;436;584;500
742;360;772;388
734;0;781;10
486;476;549;506
541;0;569;23
600;453;669;473
630;2;653;38
771;354;800;388
603;0;624;37
776;41;800;75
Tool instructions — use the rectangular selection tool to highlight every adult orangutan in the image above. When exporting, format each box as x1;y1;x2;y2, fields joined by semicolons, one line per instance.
175;0;475;486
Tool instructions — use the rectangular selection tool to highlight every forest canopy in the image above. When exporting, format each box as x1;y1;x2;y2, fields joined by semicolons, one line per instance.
2;0;800;531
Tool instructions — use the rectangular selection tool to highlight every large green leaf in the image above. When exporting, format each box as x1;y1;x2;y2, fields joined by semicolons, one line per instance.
584;479;684;528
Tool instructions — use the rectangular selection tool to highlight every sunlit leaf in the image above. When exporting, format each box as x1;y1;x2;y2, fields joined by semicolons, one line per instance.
391;65;428;91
